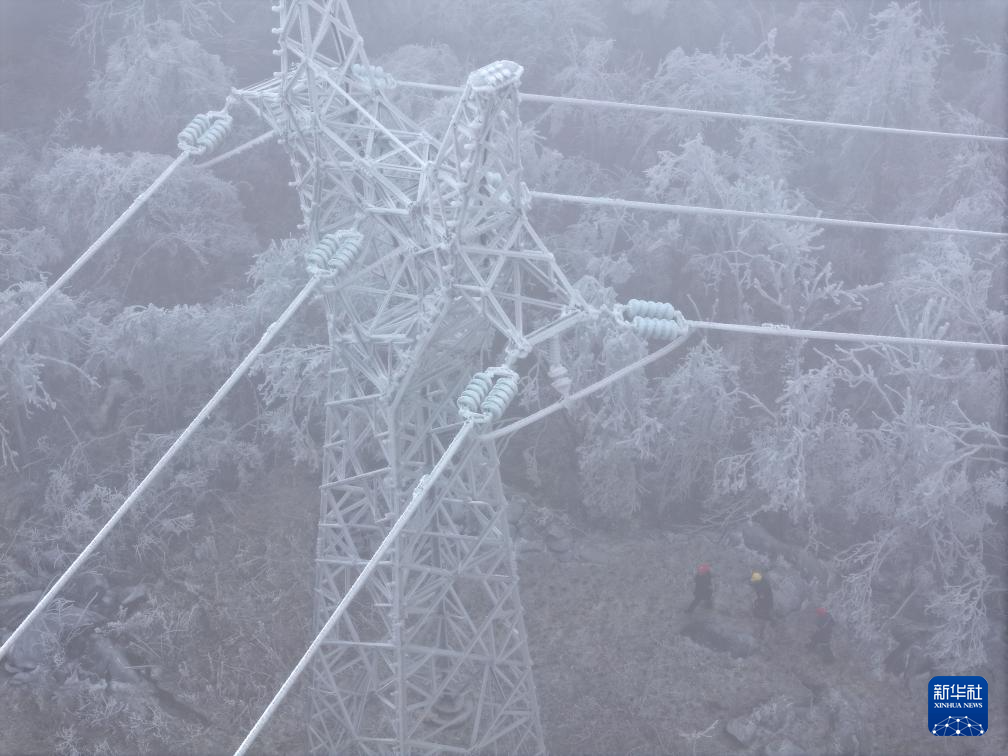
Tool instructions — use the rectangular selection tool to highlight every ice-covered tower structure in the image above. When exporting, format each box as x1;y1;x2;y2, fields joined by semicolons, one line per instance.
235;1;587;752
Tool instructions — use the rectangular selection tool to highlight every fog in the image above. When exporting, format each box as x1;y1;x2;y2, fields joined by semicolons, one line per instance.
0;1;1005;754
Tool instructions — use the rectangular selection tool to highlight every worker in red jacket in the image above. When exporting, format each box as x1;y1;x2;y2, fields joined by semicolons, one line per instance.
809;607;835;662
685;563;713;613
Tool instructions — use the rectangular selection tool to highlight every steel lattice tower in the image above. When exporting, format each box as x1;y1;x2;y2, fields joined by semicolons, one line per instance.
234;2;588;752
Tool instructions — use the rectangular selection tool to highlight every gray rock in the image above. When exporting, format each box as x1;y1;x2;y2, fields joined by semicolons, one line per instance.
771;568;809;616
577;544;619;565
822;686;869;755
725;696;797;750
725;714;759;745
546;534;572;554
517;520;539;540
740;523;828;585
545;521;569;540
0;589;44;613
2;626;45;672
1;605;103;672
118;583;149;609
505;498;525;525
681;616;759;658
87;636;145;685
69;571;109;605
515;537;545;553
765;737;804;755
793;550;829;585
6;669;36;684
0;590;44;629
741;522;786;560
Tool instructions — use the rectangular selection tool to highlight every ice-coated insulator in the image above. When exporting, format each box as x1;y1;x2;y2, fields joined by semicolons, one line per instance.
457;372;493;415
468;60;524;92
548;364;571;395
351;63;397;91
178;111;233;156
178;114;208;141
481;375;518;420
305;229;363;279
632;316;685;340
626;299;678;321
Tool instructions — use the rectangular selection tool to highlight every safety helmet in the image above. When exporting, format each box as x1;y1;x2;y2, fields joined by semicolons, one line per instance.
816;607;828;617
698;563;710;575
751;571;763;583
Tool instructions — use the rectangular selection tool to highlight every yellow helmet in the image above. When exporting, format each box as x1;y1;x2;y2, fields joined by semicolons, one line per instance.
751;571;763;583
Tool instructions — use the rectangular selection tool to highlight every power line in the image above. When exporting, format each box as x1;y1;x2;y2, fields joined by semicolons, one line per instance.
233;420;477;756
531;190;1008;240
0;276;321;665
191;133;1007;241
687;318;1008;351
197;130;276;169
397;80;1008;144
485;317;1007;442
0;152;191;352
484;332;690;441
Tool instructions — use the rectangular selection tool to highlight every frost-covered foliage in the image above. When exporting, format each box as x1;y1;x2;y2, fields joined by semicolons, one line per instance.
412;0;606;80
797;3;952;217
551;277;660;521
636;35;793;160
90;303;248;421
86;20;232;146
29;148;256;303
378;44;464;128
72;0;229;55
802;3;947;128
247;240;330;471
828;341;1004;668
0;230;64;286
652;344;742;514
0;285;90;468
0;135;38;228
545;37;645;155
0;5;1006;753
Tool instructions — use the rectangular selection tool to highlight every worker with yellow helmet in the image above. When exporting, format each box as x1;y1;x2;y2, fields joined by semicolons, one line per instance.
750;570;774;636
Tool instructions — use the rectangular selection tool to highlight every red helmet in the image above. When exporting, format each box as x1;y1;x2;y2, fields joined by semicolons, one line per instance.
697;563;711;575
816;607;828;617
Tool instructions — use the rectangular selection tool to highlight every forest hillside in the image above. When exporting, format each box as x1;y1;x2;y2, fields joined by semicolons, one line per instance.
0;1;1005;754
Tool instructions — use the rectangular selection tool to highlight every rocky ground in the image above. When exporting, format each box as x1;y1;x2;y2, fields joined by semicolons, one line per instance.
0;471;317;755
2;479;1005;754
516;519;1007;755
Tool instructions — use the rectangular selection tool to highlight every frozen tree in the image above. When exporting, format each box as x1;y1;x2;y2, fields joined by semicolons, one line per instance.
28;148;256;304
537;276;660;521
650;343;743;518
72;0;229;58
798;2;950;218
85;20;232;148
636;34;793;162
545;36;644;158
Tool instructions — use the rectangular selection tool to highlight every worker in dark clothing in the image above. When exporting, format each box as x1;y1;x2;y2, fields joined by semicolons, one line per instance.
809;607;835;662
685;563;713;613
750;571;773;637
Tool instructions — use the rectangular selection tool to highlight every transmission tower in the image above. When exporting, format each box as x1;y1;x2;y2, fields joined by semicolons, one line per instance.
234;2;586;752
